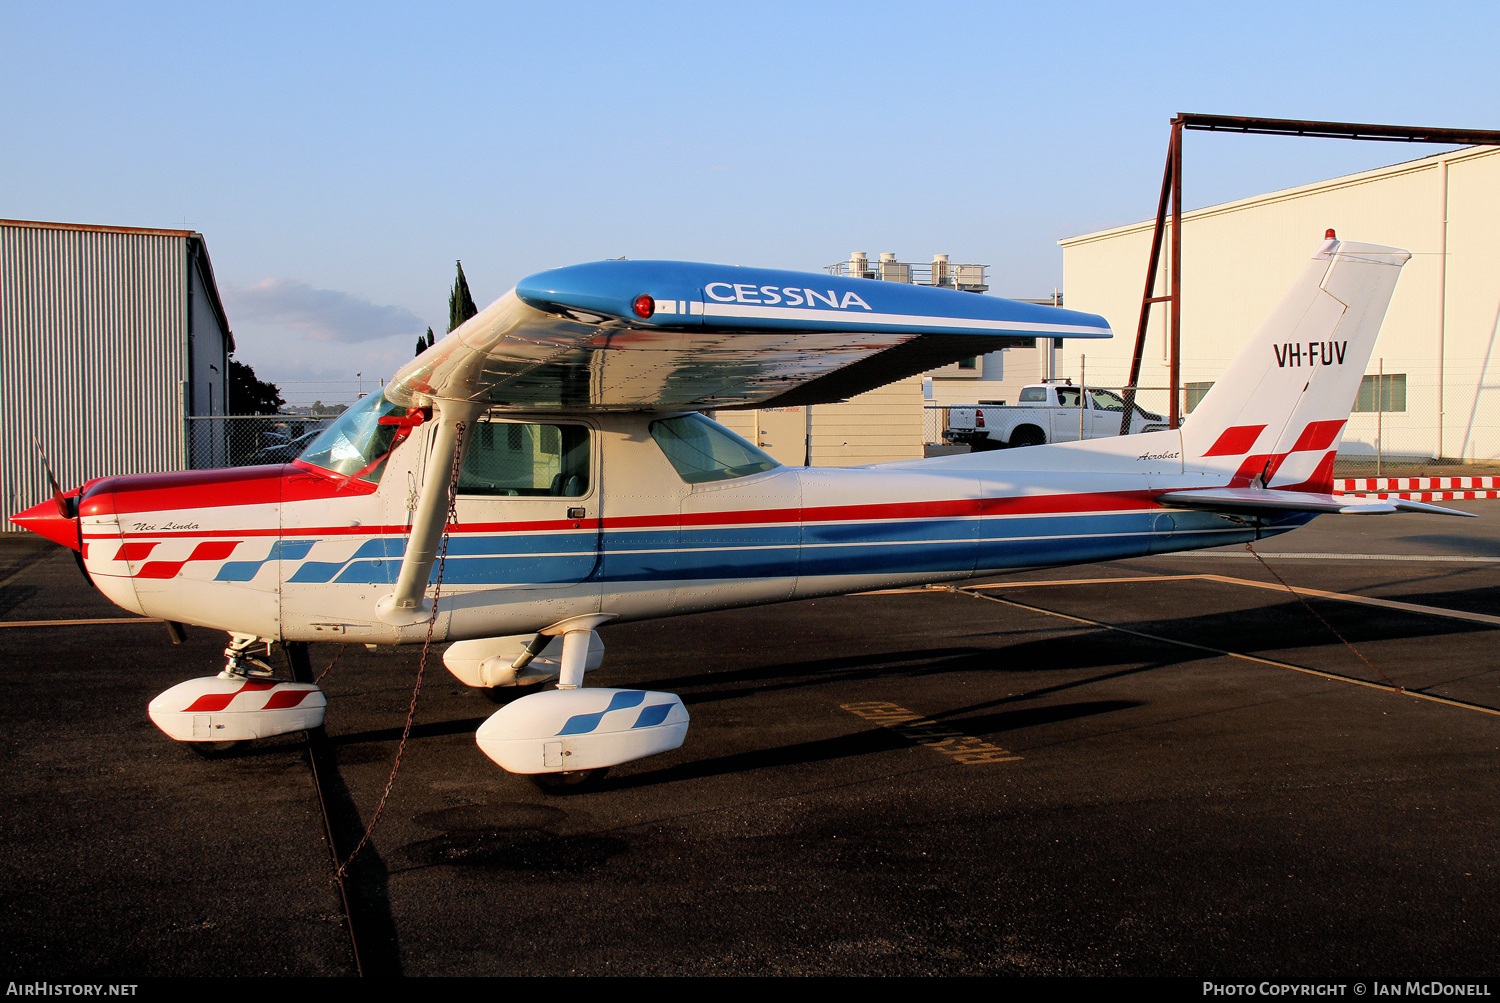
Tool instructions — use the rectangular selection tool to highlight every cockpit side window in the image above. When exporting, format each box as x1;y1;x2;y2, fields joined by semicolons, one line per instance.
458;420;590;496
649;413;779;484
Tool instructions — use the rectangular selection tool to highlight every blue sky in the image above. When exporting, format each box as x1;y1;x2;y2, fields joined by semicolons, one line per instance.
5;1;1497;404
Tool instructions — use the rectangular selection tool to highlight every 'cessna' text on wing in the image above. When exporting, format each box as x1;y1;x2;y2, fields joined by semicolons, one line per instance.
705;283;873;311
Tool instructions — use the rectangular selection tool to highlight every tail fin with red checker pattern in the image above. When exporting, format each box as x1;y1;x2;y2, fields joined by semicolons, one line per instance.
1181;235;1410;492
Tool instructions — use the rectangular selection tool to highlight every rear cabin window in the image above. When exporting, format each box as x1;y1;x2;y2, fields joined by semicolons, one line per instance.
650;414;779;484
1018;387;1047;402
459;421;590;496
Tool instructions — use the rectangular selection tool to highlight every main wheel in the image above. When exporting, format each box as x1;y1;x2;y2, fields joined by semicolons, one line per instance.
529;767;610;794
189;740;251;759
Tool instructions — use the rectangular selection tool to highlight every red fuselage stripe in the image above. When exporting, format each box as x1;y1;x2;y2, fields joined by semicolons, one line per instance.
92;489;1171;544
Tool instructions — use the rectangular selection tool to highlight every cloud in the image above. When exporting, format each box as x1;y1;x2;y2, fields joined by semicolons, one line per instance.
224;278;426;344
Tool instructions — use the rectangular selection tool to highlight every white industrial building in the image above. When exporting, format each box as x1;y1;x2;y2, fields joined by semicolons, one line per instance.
1056;144;1500;463
1;219;234;531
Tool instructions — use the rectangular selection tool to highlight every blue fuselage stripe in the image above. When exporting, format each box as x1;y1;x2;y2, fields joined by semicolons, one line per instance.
270;508;1307;587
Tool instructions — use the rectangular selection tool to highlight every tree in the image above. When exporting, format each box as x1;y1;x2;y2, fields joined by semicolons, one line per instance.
227;359;284;415
448;261;478;333
428;327;436;349
415;326;435;356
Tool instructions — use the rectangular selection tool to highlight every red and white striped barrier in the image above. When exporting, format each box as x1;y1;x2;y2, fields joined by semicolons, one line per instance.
1335;476;1500;502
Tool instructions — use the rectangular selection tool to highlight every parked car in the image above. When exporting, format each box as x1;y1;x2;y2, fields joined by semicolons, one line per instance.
250;429;323;465
946;382;1168;450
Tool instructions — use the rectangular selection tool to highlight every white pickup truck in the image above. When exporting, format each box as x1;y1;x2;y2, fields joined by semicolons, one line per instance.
946;382;1169;450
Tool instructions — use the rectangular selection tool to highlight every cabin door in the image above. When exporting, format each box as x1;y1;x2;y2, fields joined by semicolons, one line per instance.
447;416;602;590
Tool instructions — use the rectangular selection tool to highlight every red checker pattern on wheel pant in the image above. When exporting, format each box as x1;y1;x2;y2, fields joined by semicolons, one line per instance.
180;680;278;713
262;689;315;710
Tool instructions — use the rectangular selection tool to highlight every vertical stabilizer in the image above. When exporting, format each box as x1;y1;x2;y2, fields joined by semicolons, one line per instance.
1181;235;1409;491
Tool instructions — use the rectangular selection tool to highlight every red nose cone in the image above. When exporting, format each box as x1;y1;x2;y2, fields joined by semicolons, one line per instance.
11;498;81;551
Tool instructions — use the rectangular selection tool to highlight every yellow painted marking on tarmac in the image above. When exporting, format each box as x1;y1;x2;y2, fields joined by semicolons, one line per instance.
1192;574;1500;628
957;589;1500;719
0;617;164;628
841;701;1023;764
858;575;1200;594
950;575;1202;589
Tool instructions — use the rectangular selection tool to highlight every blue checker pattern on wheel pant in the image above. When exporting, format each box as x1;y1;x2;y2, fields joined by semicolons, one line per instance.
632;703;674;729
555;691;646;736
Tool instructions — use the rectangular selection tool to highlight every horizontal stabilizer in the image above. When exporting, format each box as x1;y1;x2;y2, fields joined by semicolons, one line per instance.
1157;487;1476;518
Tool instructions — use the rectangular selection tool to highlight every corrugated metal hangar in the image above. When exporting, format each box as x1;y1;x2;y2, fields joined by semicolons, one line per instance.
1058;144;1500;463
1;219;234;531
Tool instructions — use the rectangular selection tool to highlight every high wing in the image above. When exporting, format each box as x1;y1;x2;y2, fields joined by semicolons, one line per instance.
384;260;1109;411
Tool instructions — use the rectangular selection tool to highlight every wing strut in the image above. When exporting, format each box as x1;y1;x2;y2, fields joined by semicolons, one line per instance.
376;399;486;625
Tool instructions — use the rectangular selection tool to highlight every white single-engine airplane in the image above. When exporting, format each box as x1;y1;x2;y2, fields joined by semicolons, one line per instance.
13;233;1472;788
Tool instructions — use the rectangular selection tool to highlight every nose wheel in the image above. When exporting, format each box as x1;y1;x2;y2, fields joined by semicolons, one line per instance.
189;739;251;759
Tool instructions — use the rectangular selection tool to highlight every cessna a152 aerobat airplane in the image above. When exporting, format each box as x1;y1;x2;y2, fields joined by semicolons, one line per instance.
12;233;1473;787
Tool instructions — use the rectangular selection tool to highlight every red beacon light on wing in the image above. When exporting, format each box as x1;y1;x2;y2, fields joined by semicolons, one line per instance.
632;294;655;319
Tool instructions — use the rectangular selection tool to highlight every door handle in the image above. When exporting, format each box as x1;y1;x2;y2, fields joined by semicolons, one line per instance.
567;507;586;520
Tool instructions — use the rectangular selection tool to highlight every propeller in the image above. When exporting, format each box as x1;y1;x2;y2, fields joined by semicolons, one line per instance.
33;435;69;519
20;437;91;586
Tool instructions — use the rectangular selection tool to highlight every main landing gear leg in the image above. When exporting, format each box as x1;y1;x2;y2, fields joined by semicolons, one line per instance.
533;615;615;792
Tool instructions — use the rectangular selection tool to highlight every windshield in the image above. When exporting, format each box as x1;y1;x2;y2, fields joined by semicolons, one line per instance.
295;393;409;483
650;414;778;484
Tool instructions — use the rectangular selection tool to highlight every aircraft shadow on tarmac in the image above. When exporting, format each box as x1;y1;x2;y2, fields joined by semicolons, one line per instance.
1395;533;1500;557
626;598;1488;703
0;584;40;618
286;587;1492;761
601;698;1142;793
983;592;1491;655
392;797;631;876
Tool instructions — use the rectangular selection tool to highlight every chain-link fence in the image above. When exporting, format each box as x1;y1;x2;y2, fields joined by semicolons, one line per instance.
184;415;334;469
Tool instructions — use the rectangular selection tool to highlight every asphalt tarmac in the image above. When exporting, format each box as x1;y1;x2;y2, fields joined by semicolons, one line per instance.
3;506;1500;977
